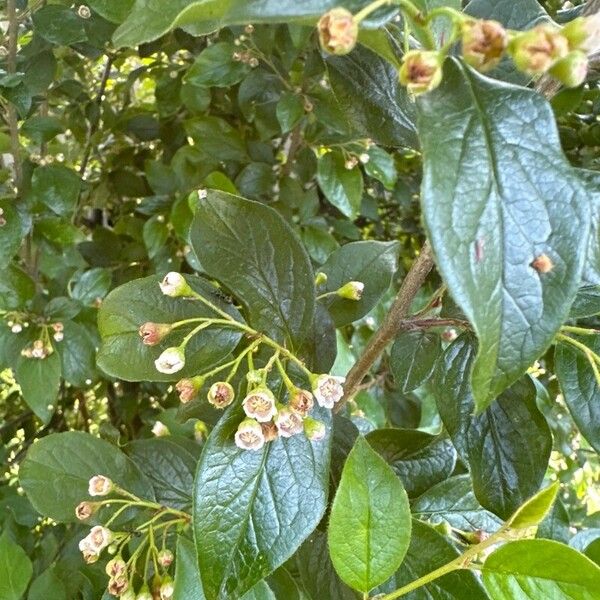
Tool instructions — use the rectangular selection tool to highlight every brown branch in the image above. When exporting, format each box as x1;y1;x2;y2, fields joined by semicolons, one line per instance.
336;242;435;411
6;0;22;189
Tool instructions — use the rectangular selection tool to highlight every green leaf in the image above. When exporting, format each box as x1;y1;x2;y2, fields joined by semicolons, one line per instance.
184;116;247;162
482;539;600;599
59;321;98;387
418;59;590;411
317;151;363;220
412;474;503;532
33;5;87;45
97;274;243;382
391;330;441;393
185;42;250;88
366;429;456;498
579;171;600;285
193;405;331;600
0;266;35;310
88;0;135;23
20;431;154;522
328;436;411;593
555;336;600;453
21;116;64;144
570;285;600;318
507;482;559;530
433;335;552;519
15;348;61;424
0;533;32;600
70;268;112;305
29;165;81;217
326;45;418;149
174;536;204;600
319;241;398;327
127;438;197;510
374;520;488;599
276;92;305;133
363;146;398;190
0;199;28;264
28;566;67;600
143;215;169;259
189;191;315;346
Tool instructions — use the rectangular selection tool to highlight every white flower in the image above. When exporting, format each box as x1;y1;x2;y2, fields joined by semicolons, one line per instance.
359;153;370;164
160;580;175;600
11;323;22;333
152;421;169;437
80;526;113;555
312;374;345;409
155;347;185;374
159;272;191;297
198;188;207;200
275;407;304;438
242;388;276;422
234;418;266;451
88;475;113;497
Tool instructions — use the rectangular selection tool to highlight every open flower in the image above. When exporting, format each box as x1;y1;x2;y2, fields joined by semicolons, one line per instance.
155;347;185;374
235;418;266;451
275;407;304;438
337;281;365;301
152;421;170;437
139;322;172;346
86;525;113;553
106;557;127;578
399;50;444;95
318;8;358;55
312;374;345;409
207;381;235;408
462;19;507;71
242;387;276;422
289;388;314;417
88;475;113;497
159;272;192;297
304;417;327;441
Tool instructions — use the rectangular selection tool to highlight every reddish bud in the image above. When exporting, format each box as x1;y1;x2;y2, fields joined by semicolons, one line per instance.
318;8;358;56
139;322;172;346
399;50;444;95
462;19;507;72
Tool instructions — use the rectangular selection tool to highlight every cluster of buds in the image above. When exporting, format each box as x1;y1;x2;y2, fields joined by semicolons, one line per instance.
20;339;53;359
6;317;29;333
232;50;259;67
51;322;64;342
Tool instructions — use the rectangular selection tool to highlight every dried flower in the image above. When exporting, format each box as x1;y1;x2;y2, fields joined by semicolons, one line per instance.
304;417;327;441
234;418;266;451
108;577;129;597
75;501;96;520
275;407;304;438
462;19;507;71
175;376;203;403
159;272;192;297
242;387;276;422
399;50;444;95
139;322;173;346
289;388;314;417
88;475;113;497
261;421;279;442
318;8;358;55
337;280;365;301
207;381;235;408
509;25;569;75
311;374;345;409
106;557;127;579
155;347;185;374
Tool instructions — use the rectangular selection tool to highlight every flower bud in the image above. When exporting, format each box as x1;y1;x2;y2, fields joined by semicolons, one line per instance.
289;388;314;417
77;5;91;19
509;25;569;75
549;50;588;87
11;323;22;333
562;14;600;54
88;475;113;497
194;420;208;443
261;421;279;442
207;381;235;409
399;50;444;95
75;501;97;520
275;407;304;438
246;369;263;386
304;417;327;441
242;387;276;422
311;374;345;409
315;272;328;286
336;280;365;301
160;577;174;600
159;272;193;297
318;8;358;55
175;376;203;403
531;253;554;273
155;347;185;374
461;19;507;72
139;322;173;346
152;421;170;437
234;418;266;451
157;549;174;568
108;576;129;596
136;586;153;600
106;557;128;578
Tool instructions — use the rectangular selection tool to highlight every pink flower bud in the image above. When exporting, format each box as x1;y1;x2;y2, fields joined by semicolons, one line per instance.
159;272;193;297
289;388;314;417
242;387;276;422
311;374;345;409
318;8;358;55
399;50;444;95
155;347;185;374
462;19;507;72
139;322;173;346
234;418;266;451
88;475;113;497
207;381;235;409
106;557;128;578
175;376;203;403
274;407;304;438
336;281;365;301
157;549;174;568
75;501;97;520
304;417;327;441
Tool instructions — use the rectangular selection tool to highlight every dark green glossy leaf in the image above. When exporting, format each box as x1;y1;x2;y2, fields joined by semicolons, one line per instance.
193;405;331;600
412;474;503;533
366;429;456;498
70;268;112;306
276;92;305;133
20;431;154;522
418;59;590;411
0;199;28;264
317;151;363;220
174;536;204;600
482;539;600;599
433;335;552;519
87;0;135;23
319;241;398;327
184;42;250;88
0;533;32;600
0;266;35;310
59;321;98;387
33;5;87;45
555;336;600;453
189;191;315;346
328;436;411;592
579;171;600;285
184;116;247;162
97;274;243;382
326;45;418;149
363;146;398;190
391;330;441;393
29;165;81;217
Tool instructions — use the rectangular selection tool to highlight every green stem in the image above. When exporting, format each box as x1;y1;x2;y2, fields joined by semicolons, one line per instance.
426;6;465;23
275;357;296;391
316;291;338;301
561;325;600;336
180;321;212;348
188;289;237;322
556;333;600;367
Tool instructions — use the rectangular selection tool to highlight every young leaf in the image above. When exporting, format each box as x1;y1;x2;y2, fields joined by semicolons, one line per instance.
328;436;411;593
319;240;399;326
0;533;33;600
555;336;600;453
20;431;155;522
433;335;552;519
317;150;364;220
189;191;315;347
97;274;243;382
193;406;331;600
390;330;441;393
482;540;600;599
418;59;590;411
506;482;559;530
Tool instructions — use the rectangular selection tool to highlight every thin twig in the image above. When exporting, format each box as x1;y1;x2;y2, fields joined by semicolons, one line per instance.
6;0;22;189
337;242;435;410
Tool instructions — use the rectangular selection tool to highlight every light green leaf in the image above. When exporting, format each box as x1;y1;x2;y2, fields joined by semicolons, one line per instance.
0;533;32;600
507;483;559;530
328;436;411;593
317;151;363;220
482;540;600;599
418;59;590;411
